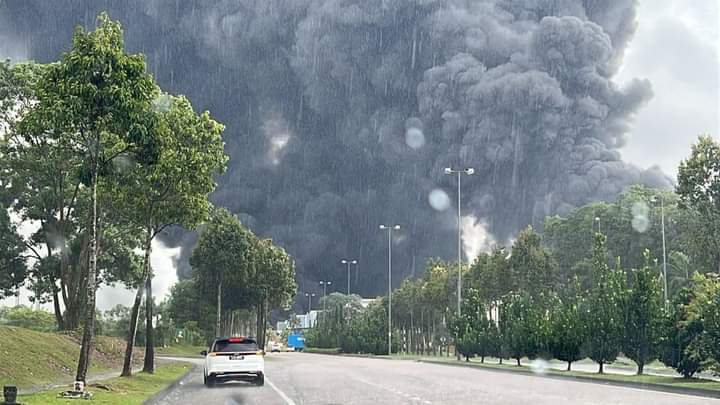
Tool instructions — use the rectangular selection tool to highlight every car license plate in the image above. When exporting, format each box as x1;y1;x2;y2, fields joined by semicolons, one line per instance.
230;355;244;360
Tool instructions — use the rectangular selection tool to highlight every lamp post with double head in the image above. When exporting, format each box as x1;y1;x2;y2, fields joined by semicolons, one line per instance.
319;281;331;323
341;259;358;295
444;167;474;317
379;224;400;355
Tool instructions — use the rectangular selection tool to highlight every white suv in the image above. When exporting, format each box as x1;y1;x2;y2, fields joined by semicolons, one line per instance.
202;337;265;387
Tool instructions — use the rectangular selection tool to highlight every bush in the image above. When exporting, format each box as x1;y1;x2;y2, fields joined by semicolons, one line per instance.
1;306;57;331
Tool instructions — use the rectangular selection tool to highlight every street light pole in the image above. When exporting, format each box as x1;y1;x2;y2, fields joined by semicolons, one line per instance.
341;259;358;295
304;292;316;328
319;281;331;323
379;224;400;355
304;292;315;313
444;167;474;317
652;196;668;306
594;216;601;234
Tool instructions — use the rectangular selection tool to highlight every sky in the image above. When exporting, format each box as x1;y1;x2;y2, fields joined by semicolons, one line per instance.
618;0;720;177
1;0;719;311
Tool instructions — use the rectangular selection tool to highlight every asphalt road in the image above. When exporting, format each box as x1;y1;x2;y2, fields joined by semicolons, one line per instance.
149;353;717;405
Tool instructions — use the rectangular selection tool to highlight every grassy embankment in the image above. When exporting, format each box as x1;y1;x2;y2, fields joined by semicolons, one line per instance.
0;325;143;389
18;363;191;405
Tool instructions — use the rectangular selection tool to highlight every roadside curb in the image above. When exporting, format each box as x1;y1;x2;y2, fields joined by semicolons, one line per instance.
142;364;197;405
302;350;392;360
417;359;720;400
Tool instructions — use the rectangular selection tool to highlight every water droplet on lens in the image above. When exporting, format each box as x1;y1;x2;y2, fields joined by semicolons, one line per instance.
428;189;450;211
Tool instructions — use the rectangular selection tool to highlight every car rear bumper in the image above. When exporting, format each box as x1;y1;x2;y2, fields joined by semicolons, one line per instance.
209;370;263;381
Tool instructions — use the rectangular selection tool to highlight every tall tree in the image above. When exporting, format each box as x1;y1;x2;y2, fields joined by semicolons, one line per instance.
509;226;557;297
622;250;664;375
583;234;625;373
500;292;543;366
544;187;684;287
0;60;85;329
190;208;257;337
109;93;226;375
677;135;720;273
17;13;160;382
660;285;707;378
548;279;585;371
686;273;720;375
251;240;297;349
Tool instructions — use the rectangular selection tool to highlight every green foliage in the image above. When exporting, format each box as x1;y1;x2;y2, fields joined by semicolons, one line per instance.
191;208;258;308
106;93;227;237
548;279;585;370
660;285;708;378
583;234;625;373
544;186;688;288
190;207;297;346
450;288;499;361
677;135;720;273
622;251;664;374
0;207;26;298
310;293;363;349
686;273;720;375
0;306;57;332
500;292;546;364
509;226;557;296
166;280;215;341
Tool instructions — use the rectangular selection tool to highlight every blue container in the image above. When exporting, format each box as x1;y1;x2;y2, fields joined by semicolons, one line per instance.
287;333;305;351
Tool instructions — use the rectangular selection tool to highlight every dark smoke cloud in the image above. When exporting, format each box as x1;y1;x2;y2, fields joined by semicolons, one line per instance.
0;0;670;297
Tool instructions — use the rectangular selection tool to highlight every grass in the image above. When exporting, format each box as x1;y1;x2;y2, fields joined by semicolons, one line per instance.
18;363;192;405
156;344;205;356
416;357;720;393
303;347;341;354
0;326;142;389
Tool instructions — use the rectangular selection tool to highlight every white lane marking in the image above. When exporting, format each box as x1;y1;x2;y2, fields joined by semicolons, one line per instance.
266;377;298;405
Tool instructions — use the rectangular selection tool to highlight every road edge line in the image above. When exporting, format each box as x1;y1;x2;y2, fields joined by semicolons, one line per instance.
266;377;298;405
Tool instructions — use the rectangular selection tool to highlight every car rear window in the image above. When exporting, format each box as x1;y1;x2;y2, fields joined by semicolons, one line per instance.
212;338;259;353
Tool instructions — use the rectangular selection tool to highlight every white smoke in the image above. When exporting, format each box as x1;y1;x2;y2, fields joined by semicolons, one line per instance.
96;238;180;310
262;112;292;166
461;215;495;263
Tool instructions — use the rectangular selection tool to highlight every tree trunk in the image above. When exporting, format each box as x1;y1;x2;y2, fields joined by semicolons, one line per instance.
567;361;571;371
637;362;644;375
121;286;144;376
143;272;154;373
256;304;262;347
52;288;64;330
216;279;222;337
481;356;484;364
598;362;604;374
75;156;99;383
499;358;503;365
516;358;521;366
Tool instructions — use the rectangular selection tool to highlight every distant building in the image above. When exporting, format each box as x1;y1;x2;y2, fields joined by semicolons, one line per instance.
294;310;318;329
360;298;376;308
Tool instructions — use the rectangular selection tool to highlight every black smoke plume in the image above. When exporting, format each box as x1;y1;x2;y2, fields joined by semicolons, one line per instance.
0;0;669;296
